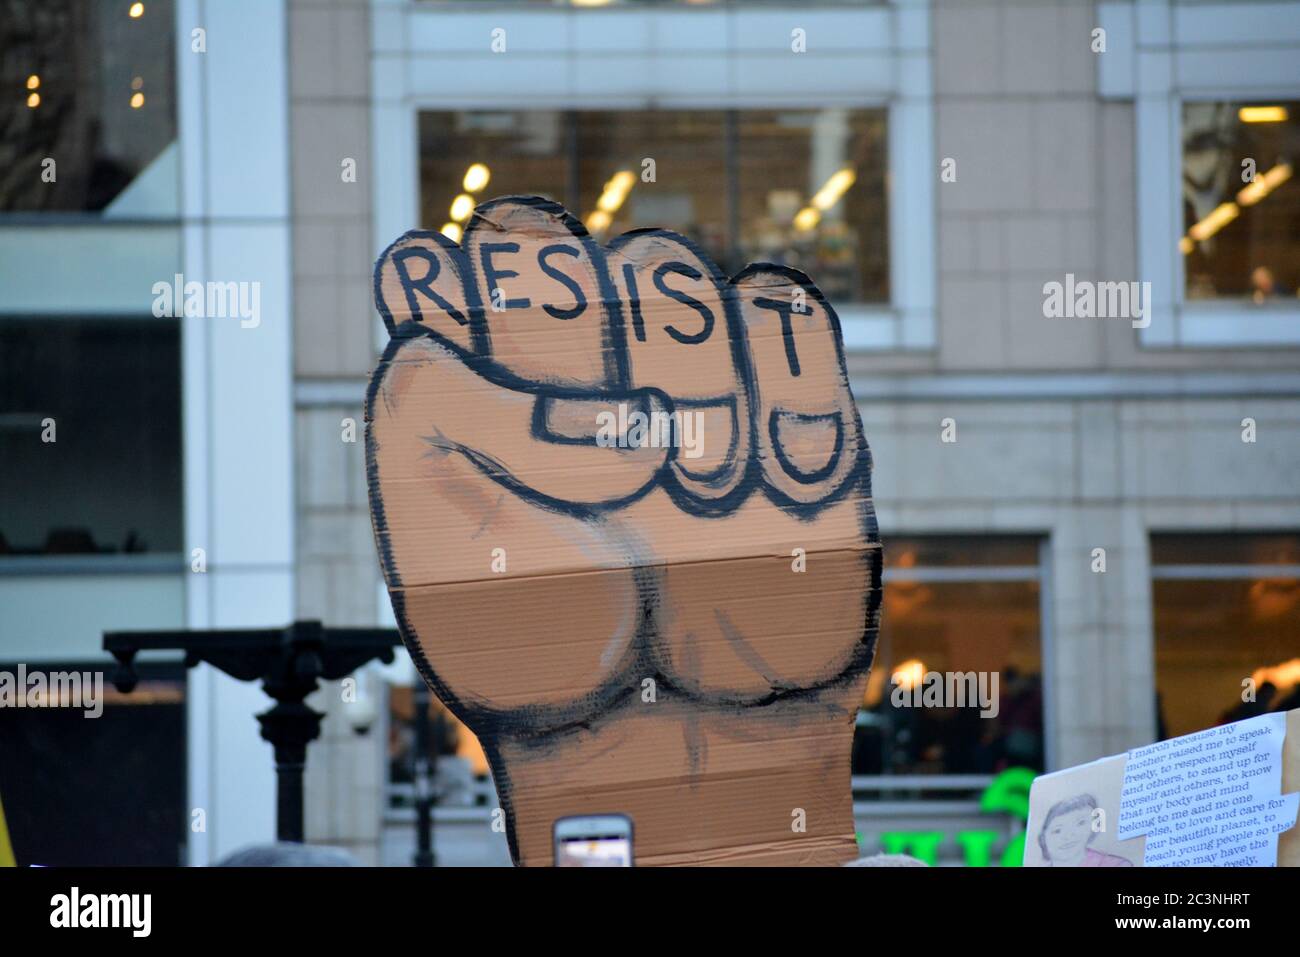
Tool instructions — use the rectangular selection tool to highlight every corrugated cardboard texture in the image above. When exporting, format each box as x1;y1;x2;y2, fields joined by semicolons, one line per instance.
367;196;882;865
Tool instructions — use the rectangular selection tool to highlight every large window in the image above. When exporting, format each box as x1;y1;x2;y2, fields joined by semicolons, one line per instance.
855;536;1045;778
1181;101;1300;302
419;108;889;301
420;111;568;229
737;109;888;305
1153;533;1300;740
0;0;177;213
0;661;186;865
575;110;729;264
0;318;182;559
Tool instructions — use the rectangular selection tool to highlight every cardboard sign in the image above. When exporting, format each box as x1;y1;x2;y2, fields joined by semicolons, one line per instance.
1025;709;1300;867
366;196;882;866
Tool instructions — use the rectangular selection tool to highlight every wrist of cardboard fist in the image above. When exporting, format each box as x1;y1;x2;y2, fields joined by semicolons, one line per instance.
493;689;863;867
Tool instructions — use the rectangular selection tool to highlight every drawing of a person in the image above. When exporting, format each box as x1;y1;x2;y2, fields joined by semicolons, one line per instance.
1038;794;1132;867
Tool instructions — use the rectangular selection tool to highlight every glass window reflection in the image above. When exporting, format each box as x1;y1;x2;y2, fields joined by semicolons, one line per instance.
0;0;178;213
418;108;889;302
1181;101;1300;302
1153;533;1300;739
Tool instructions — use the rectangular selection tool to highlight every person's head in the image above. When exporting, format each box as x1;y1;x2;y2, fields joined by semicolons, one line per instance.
1251;266;1277;296
1038;794;1098;864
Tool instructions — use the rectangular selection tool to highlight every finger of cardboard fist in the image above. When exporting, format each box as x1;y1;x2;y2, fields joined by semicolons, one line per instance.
374;230;481;352
607;229;751;503
463;196;620;386
368;335;667;509
371;201;866;514
373;198;620;387
732;265;865;506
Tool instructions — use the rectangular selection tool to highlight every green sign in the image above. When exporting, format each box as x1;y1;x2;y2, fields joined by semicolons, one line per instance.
862;767;1037;867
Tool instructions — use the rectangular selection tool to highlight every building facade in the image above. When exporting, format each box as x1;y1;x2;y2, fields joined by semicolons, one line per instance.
2;0;1298;866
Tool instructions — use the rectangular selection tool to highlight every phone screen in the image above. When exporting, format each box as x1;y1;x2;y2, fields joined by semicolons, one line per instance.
553;817;633;867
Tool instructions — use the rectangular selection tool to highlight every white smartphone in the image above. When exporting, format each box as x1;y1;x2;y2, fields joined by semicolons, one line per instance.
552;814;634;867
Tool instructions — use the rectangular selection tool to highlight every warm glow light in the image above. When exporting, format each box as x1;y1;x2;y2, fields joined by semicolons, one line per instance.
1247;576;1299;620
595;170;636;215
793;206;821;232
892;659;926;692
1187;202;1239;242
1238;105;1288;124
462;163;490;193
1183;163;1293;251
449;193;474;223
1252;657;1300;692
130;92;145;109
440;222;463;243
26;92;40;108
586;210;612;234
26;74;40;90
129;2;144;18
571;0;613;6
810;167;857;211
1236;162;1292;207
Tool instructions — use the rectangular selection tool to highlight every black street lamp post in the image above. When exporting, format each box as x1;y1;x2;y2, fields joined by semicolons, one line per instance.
411;680;436;868
104;620;401;844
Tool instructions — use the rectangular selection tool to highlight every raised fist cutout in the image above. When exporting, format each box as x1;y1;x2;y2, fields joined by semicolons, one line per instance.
367;196;882;866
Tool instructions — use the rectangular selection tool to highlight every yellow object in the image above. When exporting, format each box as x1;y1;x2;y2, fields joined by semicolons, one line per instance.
595;171;636;215
811;167;857;211
1237;162;1292;207
793;206;821;232
0;790;15;867
1238;105;1288;124
450;193;474;223
462;163;490;193
1187;201;1239;242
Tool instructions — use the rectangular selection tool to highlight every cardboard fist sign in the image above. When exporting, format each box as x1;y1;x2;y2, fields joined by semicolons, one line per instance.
367;196;882;866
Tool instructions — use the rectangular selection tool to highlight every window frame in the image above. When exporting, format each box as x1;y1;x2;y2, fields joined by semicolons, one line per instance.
370;0;935;354
0;0;181;220
1173;92;1300;345
416;106;895;311
859;535;1051;784
1149;531;1300;740
1099;0;1300;347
